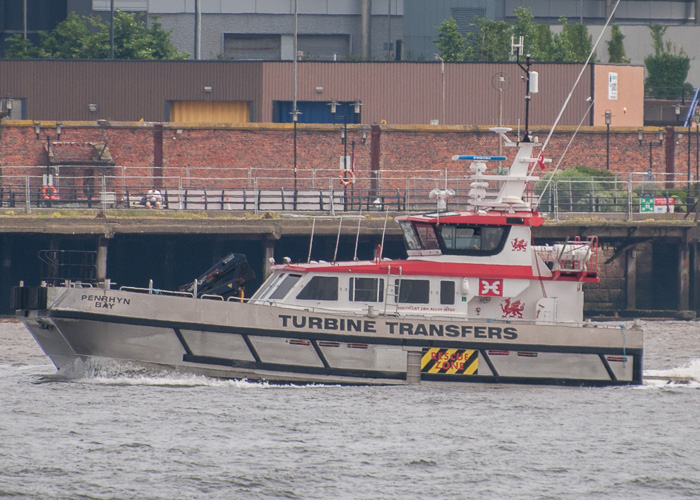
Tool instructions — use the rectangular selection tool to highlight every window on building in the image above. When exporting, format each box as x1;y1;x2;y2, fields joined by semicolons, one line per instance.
394;279;430;304
349;277;384;302
296;276;338;301
223;34;281;60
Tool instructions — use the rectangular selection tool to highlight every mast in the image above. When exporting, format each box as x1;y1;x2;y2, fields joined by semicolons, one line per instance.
512;36;538;143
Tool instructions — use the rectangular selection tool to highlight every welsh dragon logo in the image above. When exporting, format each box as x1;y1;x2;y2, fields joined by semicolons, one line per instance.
511;238;527;251
501;298;524;318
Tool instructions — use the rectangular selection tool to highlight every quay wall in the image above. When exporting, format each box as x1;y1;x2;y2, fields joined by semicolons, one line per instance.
0;121;695;194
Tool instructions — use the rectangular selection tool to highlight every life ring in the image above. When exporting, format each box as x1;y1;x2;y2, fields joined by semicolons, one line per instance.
339;169;354;186
42;185;57;200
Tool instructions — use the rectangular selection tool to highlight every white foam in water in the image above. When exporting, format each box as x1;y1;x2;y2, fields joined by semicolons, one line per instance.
644;358;700;387
54;357;332;389
55;357;273;389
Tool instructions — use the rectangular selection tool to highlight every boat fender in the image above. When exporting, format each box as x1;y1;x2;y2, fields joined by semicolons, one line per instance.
461;278;469;296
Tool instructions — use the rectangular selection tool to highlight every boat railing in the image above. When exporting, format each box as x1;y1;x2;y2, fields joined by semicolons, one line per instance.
200;294;224;301
118;285;194;298
38;249;97;286
533;236;599;274
63;280;96;288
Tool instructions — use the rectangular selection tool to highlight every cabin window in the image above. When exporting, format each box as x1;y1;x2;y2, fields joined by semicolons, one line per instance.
414;223;440;250
440;281;455;305
296;276;338;301
269;273;302;300
349;277;384;302
257;273;287;300
394;279;430;304
400;222;421;250
438;224;509;255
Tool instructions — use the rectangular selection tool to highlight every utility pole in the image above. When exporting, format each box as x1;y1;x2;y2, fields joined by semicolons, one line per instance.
195;0;201;60
110;0;115;59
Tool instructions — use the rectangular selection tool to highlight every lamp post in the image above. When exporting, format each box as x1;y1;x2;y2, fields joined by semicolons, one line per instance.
292;0;298;210
604;110;612;170
688;109;693;205
292;106;299;210
35;122;62;207
674;102;682;123
433;54;445;125
640;128;665;181
330;99;361;211
695;108;700;190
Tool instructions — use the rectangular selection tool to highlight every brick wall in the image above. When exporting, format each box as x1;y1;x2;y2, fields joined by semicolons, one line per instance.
0;121;695;194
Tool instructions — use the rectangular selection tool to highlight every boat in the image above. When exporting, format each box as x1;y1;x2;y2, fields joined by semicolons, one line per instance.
10;124;643;386
11;46;643;386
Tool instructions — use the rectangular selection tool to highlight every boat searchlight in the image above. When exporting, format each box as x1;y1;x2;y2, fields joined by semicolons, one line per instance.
429;188;455;212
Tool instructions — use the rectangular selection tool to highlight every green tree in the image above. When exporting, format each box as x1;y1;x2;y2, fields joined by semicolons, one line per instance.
3;34;40;58
4;10;188;60
644;24;692;99
532;24;556;62
607;24;629;63
468;17;512;62
434;17;468;61
552;17;595;62
35;12;101;59
512;7;554;62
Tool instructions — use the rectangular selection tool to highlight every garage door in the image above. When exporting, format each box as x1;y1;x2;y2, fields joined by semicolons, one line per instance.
170;101;251;123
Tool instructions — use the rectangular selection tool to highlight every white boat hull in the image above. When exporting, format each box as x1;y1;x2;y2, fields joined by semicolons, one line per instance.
15;285;643;386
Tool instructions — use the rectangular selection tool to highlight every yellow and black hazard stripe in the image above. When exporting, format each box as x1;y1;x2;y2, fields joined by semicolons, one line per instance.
421;348;478;375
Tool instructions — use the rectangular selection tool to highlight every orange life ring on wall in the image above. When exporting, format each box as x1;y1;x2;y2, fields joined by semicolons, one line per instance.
42;185;57;200
339;169;354;186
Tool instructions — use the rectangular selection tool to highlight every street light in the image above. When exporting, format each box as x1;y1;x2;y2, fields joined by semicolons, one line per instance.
674;102;682;123
291;106;300;210
604;110;612;170
642;128;665;181
35;122;63;207
688;108;693;203
695;108;700;188
433;53;445;125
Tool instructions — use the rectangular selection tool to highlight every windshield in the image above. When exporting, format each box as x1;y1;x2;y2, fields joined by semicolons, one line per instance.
437;224;509;255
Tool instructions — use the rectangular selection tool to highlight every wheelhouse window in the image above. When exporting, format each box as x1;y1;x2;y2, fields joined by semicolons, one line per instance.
440;281;455;305
437;224;509;255
296;276;338;301
349;277;384;302
269;274;302;300
394;279;430;304
400;221;421;251
414;223;440;250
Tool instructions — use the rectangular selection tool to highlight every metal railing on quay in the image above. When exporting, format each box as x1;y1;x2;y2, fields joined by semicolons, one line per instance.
1;172;698;219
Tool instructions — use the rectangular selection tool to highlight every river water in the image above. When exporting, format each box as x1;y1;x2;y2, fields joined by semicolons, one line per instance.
1;319;699;499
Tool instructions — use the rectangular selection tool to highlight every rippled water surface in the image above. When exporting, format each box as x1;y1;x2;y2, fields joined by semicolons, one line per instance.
1;319;699;499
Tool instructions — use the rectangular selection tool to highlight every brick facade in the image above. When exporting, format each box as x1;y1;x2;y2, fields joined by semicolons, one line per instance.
0;121;695;196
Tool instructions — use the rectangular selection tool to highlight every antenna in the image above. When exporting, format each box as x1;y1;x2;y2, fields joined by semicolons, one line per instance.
333;217;343;262
510;36;524;57
513;35;532;143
